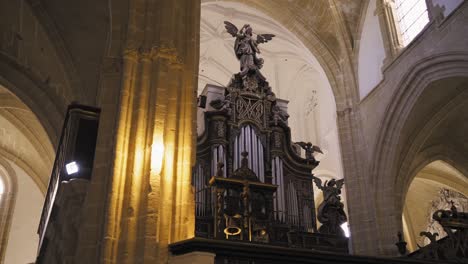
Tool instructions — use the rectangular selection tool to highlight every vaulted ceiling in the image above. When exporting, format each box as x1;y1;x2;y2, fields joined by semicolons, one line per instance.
33;0;367;105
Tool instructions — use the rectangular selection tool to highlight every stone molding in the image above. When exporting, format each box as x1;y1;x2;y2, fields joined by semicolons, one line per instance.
375;0;404;66
0;157;17;264
169;251;215;264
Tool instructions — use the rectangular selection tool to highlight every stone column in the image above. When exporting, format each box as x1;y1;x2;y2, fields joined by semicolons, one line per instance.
95;0;200;263
375;0;403;65
336;106;379;255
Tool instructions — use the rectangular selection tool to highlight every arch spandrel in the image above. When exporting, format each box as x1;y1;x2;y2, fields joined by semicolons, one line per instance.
371;54;468;254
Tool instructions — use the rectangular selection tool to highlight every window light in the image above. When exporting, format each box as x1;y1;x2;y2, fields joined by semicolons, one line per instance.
394;0;430;46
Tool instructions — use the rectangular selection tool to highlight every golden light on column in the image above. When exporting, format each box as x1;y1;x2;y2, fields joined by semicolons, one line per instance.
151;135;165;175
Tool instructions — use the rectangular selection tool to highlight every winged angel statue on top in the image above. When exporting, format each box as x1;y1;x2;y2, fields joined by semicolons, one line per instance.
224;21;275;79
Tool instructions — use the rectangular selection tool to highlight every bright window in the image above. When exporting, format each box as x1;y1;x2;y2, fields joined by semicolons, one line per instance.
394;0;430;46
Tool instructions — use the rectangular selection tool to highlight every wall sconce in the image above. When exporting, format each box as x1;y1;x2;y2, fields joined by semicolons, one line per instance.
151;139;165;175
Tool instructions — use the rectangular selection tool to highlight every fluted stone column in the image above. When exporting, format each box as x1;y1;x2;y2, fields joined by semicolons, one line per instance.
336;106;379;255
100;0;200;263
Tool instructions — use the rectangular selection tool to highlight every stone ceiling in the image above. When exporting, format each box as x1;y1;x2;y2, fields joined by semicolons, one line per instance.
335;0;367;47
34;0;367;105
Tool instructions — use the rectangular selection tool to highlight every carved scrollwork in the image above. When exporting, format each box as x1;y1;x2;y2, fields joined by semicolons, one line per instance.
215;121;226;138
236;96;264;124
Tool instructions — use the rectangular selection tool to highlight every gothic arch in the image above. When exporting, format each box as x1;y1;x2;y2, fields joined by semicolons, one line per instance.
373;52;468;191
371;52;468;251
402;159;468;251
0;82;55;191
0;57;62;147
406;145;468;189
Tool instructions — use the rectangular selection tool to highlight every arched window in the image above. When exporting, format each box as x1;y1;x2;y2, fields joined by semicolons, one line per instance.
394;0;429;46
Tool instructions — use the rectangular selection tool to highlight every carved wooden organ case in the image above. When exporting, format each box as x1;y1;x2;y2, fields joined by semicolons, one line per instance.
193;74;345;251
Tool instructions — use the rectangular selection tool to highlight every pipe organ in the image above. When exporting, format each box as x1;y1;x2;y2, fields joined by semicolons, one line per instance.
193;73;348;252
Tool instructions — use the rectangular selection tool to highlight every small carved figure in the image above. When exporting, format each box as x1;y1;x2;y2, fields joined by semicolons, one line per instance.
418;231;440;260
220;94;232;115
297;142;323;162
264;85;276;101
449;200;458;216
224;21;275;79
313;177;347;236
210;94;232;115
216;162;224;177
395;231;408;255
272;104;289;125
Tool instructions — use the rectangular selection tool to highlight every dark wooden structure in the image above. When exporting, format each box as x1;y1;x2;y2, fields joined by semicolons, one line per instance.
193;72;347;253
36;104;100;263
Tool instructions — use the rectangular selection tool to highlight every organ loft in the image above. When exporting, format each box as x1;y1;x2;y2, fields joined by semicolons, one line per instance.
190;21;348;253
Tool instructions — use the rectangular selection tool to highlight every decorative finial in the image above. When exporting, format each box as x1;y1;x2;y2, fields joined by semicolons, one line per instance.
450;200;458;217
395;231;408;256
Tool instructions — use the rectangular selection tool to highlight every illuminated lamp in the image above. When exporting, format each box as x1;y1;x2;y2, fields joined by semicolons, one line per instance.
66;161;79;175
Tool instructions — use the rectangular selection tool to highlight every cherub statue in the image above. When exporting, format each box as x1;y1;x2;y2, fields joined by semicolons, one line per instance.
313;177;347;236
272;104;289;125
210;94;232;115
224;21;275;78
296;142;323;162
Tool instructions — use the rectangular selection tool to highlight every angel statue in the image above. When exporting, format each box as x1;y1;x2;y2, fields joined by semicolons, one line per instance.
313;177;347;236
224;21;275;79
297;142;323;163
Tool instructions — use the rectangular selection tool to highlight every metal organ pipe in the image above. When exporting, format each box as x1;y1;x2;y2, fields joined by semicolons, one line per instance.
195;163;207;217
279;158;285;222
287;182;299;225
212;147;217;176
234;137;238;169
211;145;226;178
252;128;258;177
258;138;264;182
272;157;286;223
303;205;313;232
233;125;264;182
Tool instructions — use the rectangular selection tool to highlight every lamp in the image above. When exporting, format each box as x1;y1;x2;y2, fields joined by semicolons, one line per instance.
65;161;79;175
